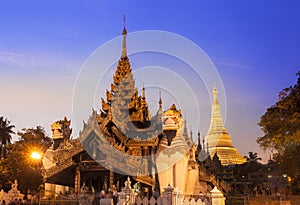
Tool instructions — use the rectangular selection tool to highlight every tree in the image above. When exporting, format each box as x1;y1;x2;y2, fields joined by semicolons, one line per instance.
234;152;262;179
0;126;52;194
257;71;300;193
0;116;15;158
245;152;262;163
233;152;263;195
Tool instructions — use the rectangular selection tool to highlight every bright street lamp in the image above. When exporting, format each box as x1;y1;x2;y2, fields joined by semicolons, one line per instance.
31;151;42;160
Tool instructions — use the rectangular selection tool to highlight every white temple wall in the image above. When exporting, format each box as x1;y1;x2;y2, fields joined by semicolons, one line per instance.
173;154;188;193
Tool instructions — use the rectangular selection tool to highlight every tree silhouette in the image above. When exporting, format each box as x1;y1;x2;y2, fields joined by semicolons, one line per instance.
0;126;52;194
245;152;262;163
0;116;15;158
258;70;300;193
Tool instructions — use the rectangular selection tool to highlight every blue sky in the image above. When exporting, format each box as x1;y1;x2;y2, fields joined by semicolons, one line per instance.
1;1;300;162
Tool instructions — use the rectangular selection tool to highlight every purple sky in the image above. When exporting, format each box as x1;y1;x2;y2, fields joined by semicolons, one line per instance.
1;1;300;162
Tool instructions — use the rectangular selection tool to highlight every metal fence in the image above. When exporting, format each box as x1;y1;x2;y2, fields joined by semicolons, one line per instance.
40;199;79;205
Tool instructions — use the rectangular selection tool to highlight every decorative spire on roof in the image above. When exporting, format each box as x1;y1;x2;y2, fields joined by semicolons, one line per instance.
121;15;127;59
197;131;201;148
142;86;146;100
202;137;205;152
213;83;218;104
159;91;162;108
183;118;188;136
122;15;127;35
101;19;152;131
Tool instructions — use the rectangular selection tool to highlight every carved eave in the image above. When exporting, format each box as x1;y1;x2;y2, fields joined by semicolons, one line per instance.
111;126;128;142
43;139;84;181
80;110;107;143
133;176;155;186
126;137;159;147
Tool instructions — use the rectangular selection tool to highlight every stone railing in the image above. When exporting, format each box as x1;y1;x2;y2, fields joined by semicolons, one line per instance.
75;178;226;205
134;195;208;205
116;178;225;205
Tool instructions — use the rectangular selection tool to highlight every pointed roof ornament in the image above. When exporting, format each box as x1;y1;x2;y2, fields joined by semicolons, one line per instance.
207;142;209;154
183;117;188;136
190;128;194;142
122;15;127;35
213;82;218;104
121;15;127;58
142;85;146;100
197;130;201;145
159;91;162;108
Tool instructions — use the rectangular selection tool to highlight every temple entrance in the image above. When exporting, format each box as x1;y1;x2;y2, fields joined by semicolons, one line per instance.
81;170;110;192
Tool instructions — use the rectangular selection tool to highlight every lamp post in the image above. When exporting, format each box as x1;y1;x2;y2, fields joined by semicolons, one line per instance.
30;151;43;205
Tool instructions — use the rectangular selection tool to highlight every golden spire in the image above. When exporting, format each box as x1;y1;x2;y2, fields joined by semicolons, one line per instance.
121;15;127;59
208;85;226;134
205;85;246;165
213;83;218;104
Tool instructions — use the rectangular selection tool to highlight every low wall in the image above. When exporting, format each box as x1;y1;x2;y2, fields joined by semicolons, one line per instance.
248;195;300;205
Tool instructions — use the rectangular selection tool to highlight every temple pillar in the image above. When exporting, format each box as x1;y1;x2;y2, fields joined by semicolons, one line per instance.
75;165;81;193
142;146;149;175
128;148;132;155
109;170;114;191
173;154;189;193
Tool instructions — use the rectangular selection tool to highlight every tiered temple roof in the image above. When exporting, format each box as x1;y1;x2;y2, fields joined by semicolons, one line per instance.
42;21;242;196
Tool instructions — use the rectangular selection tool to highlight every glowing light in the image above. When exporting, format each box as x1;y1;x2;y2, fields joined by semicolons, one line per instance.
31;151;42;160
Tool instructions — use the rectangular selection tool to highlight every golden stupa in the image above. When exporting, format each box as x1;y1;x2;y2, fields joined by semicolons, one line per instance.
205;85;246;166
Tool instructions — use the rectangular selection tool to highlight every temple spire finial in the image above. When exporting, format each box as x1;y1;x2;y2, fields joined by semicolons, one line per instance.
158;91;163;114
159;91;162;108
213;83;218;104
142;85;146;100
121;15;127;58
197;130;201;145
122;15;127;35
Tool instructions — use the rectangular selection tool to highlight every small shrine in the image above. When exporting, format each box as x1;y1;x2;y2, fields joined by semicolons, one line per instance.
0;180;24;203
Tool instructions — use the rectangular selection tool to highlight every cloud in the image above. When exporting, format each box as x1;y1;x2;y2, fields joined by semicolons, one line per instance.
0;50;47;69
214;60;253;70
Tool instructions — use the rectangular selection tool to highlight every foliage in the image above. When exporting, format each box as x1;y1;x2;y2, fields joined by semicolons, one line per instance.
232;152;263;195
258;71;300;152
234;152;262;181
245;151;262;163
258;71;300;193
0;116;15;158
0;126;52;195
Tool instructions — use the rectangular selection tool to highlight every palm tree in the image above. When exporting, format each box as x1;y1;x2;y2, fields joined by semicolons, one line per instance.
245;152;262;163
0;116;15;158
